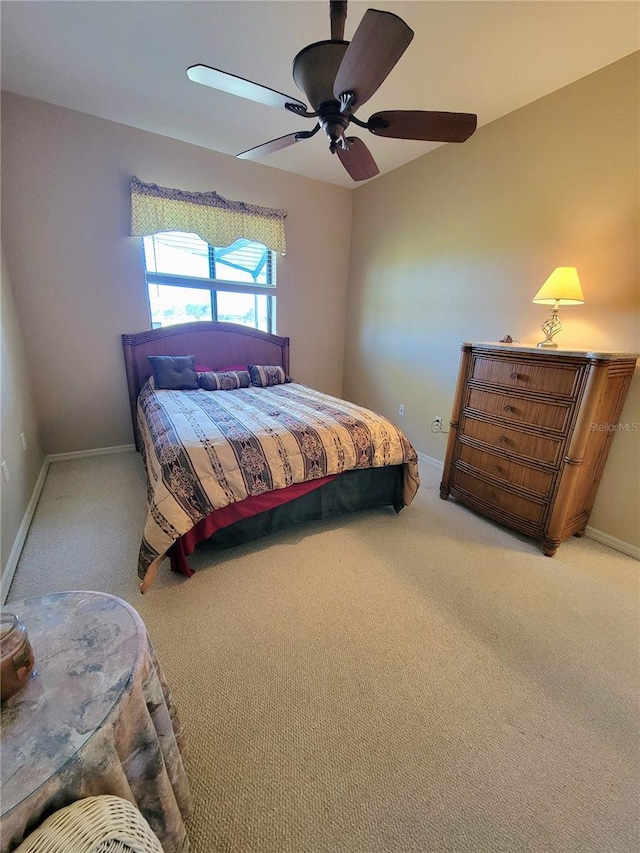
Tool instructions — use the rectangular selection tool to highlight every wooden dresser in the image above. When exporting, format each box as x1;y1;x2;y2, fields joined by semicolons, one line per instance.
440;342;638;555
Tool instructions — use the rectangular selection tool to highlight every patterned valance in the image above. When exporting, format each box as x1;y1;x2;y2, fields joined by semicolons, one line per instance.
130;176;287;254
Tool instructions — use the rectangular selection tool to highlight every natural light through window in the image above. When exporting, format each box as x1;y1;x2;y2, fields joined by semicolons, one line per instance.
142;232;276;332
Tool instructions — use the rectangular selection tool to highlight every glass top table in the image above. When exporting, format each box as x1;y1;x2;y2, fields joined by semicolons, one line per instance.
0;591;192;852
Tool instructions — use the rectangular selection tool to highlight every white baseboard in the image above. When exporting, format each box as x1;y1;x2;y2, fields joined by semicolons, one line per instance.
1;456;51;603
47;444;136;463
584;526;639;560
1;444;137;603
418;452;443;470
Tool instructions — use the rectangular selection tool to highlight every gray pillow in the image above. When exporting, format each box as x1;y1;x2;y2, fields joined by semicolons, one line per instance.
198;370;251;391
248;364;290;387
148;355;198;390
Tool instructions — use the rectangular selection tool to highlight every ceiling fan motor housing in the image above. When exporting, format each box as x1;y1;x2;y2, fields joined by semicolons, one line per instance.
292;40;351;148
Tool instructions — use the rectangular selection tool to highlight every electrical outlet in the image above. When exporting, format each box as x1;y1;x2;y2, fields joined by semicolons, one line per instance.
21;432;27;452
398;404;405;417
431;417;443;433
1;461;9;483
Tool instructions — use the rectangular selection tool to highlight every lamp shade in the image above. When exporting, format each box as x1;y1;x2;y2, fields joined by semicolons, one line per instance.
532;267;585;305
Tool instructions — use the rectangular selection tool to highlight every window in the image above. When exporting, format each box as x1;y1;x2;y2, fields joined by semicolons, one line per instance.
142;231;276;332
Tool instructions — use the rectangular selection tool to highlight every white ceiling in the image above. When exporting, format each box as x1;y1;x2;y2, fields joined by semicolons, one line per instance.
1;1;638;188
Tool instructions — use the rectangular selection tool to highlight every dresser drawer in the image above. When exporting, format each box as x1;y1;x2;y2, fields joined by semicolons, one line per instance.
466;387;572;432
452;468;547;527
460;415;564;466
457;444;555;497
471;355;582;397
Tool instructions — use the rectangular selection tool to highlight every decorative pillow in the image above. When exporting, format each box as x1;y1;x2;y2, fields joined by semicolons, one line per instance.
147;355;199;390
248;364;290;387
198;370;251;391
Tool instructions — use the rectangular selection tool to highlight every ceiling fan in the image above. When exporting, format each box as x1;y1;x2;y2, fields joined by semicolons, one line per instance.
187;1;477;182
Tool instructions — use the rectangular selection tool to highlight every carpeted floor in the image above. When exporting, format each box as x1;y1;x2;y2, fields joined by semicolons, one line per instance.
7;451;639;852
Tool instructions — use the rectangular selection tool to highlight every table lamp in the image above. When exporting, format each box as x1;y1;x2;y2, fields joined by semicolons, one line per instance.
532;267;584;348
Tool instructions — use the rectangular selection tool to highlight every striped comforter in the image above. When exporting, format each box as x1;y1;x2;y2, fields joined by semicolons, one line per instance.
137;381;420;578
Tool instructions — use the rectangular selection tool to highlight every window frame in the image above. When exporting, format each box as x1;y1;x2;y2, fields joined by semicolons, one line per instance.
142;233;277;333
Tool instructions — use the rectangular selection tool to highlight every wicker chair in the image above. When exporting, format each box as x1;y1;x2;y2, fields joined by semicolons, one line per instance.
13;796;164;853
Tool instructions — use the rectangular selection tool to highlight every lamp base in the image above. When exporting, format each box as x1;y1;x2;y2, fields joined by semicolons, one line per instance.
537;339;559;349
537;308;562;349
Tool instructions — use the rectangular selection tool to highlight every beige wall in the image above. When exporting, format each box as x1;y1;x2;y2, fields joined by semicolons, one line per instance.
1;93;352;455
2;54;638;553
345;53;640;549
1;247;46;577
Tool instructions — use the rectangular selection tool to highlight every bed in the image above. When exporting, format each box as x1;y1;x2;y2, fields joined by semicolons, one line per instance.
122;321;420;592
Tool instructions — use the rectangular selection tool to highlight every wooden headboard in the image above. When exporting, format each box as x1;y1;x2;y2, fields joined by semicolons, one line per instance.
122;321;290;449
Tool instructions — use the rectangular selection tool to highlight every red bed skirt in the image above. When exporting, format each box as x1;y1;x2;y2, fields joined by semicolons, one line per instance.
168;475;337;577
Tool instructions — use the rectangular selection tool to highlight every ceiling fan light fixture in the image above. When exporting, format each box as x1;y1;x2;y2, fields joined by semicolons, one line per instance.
292;40;349;110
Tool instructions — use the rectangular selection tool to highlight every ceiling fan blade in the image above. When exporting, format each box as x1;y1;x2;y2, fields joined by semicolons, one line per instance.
333;9;414;110
237;132;309;161
187;64;307;113
368;110;478;142
336;137;380;182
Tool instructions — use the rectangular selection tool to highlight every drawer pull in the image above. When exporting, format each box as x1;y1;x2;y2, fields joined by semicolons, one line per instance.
503;405;514;413
510;372;520;380
498;435;508;444
492;465;501;473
